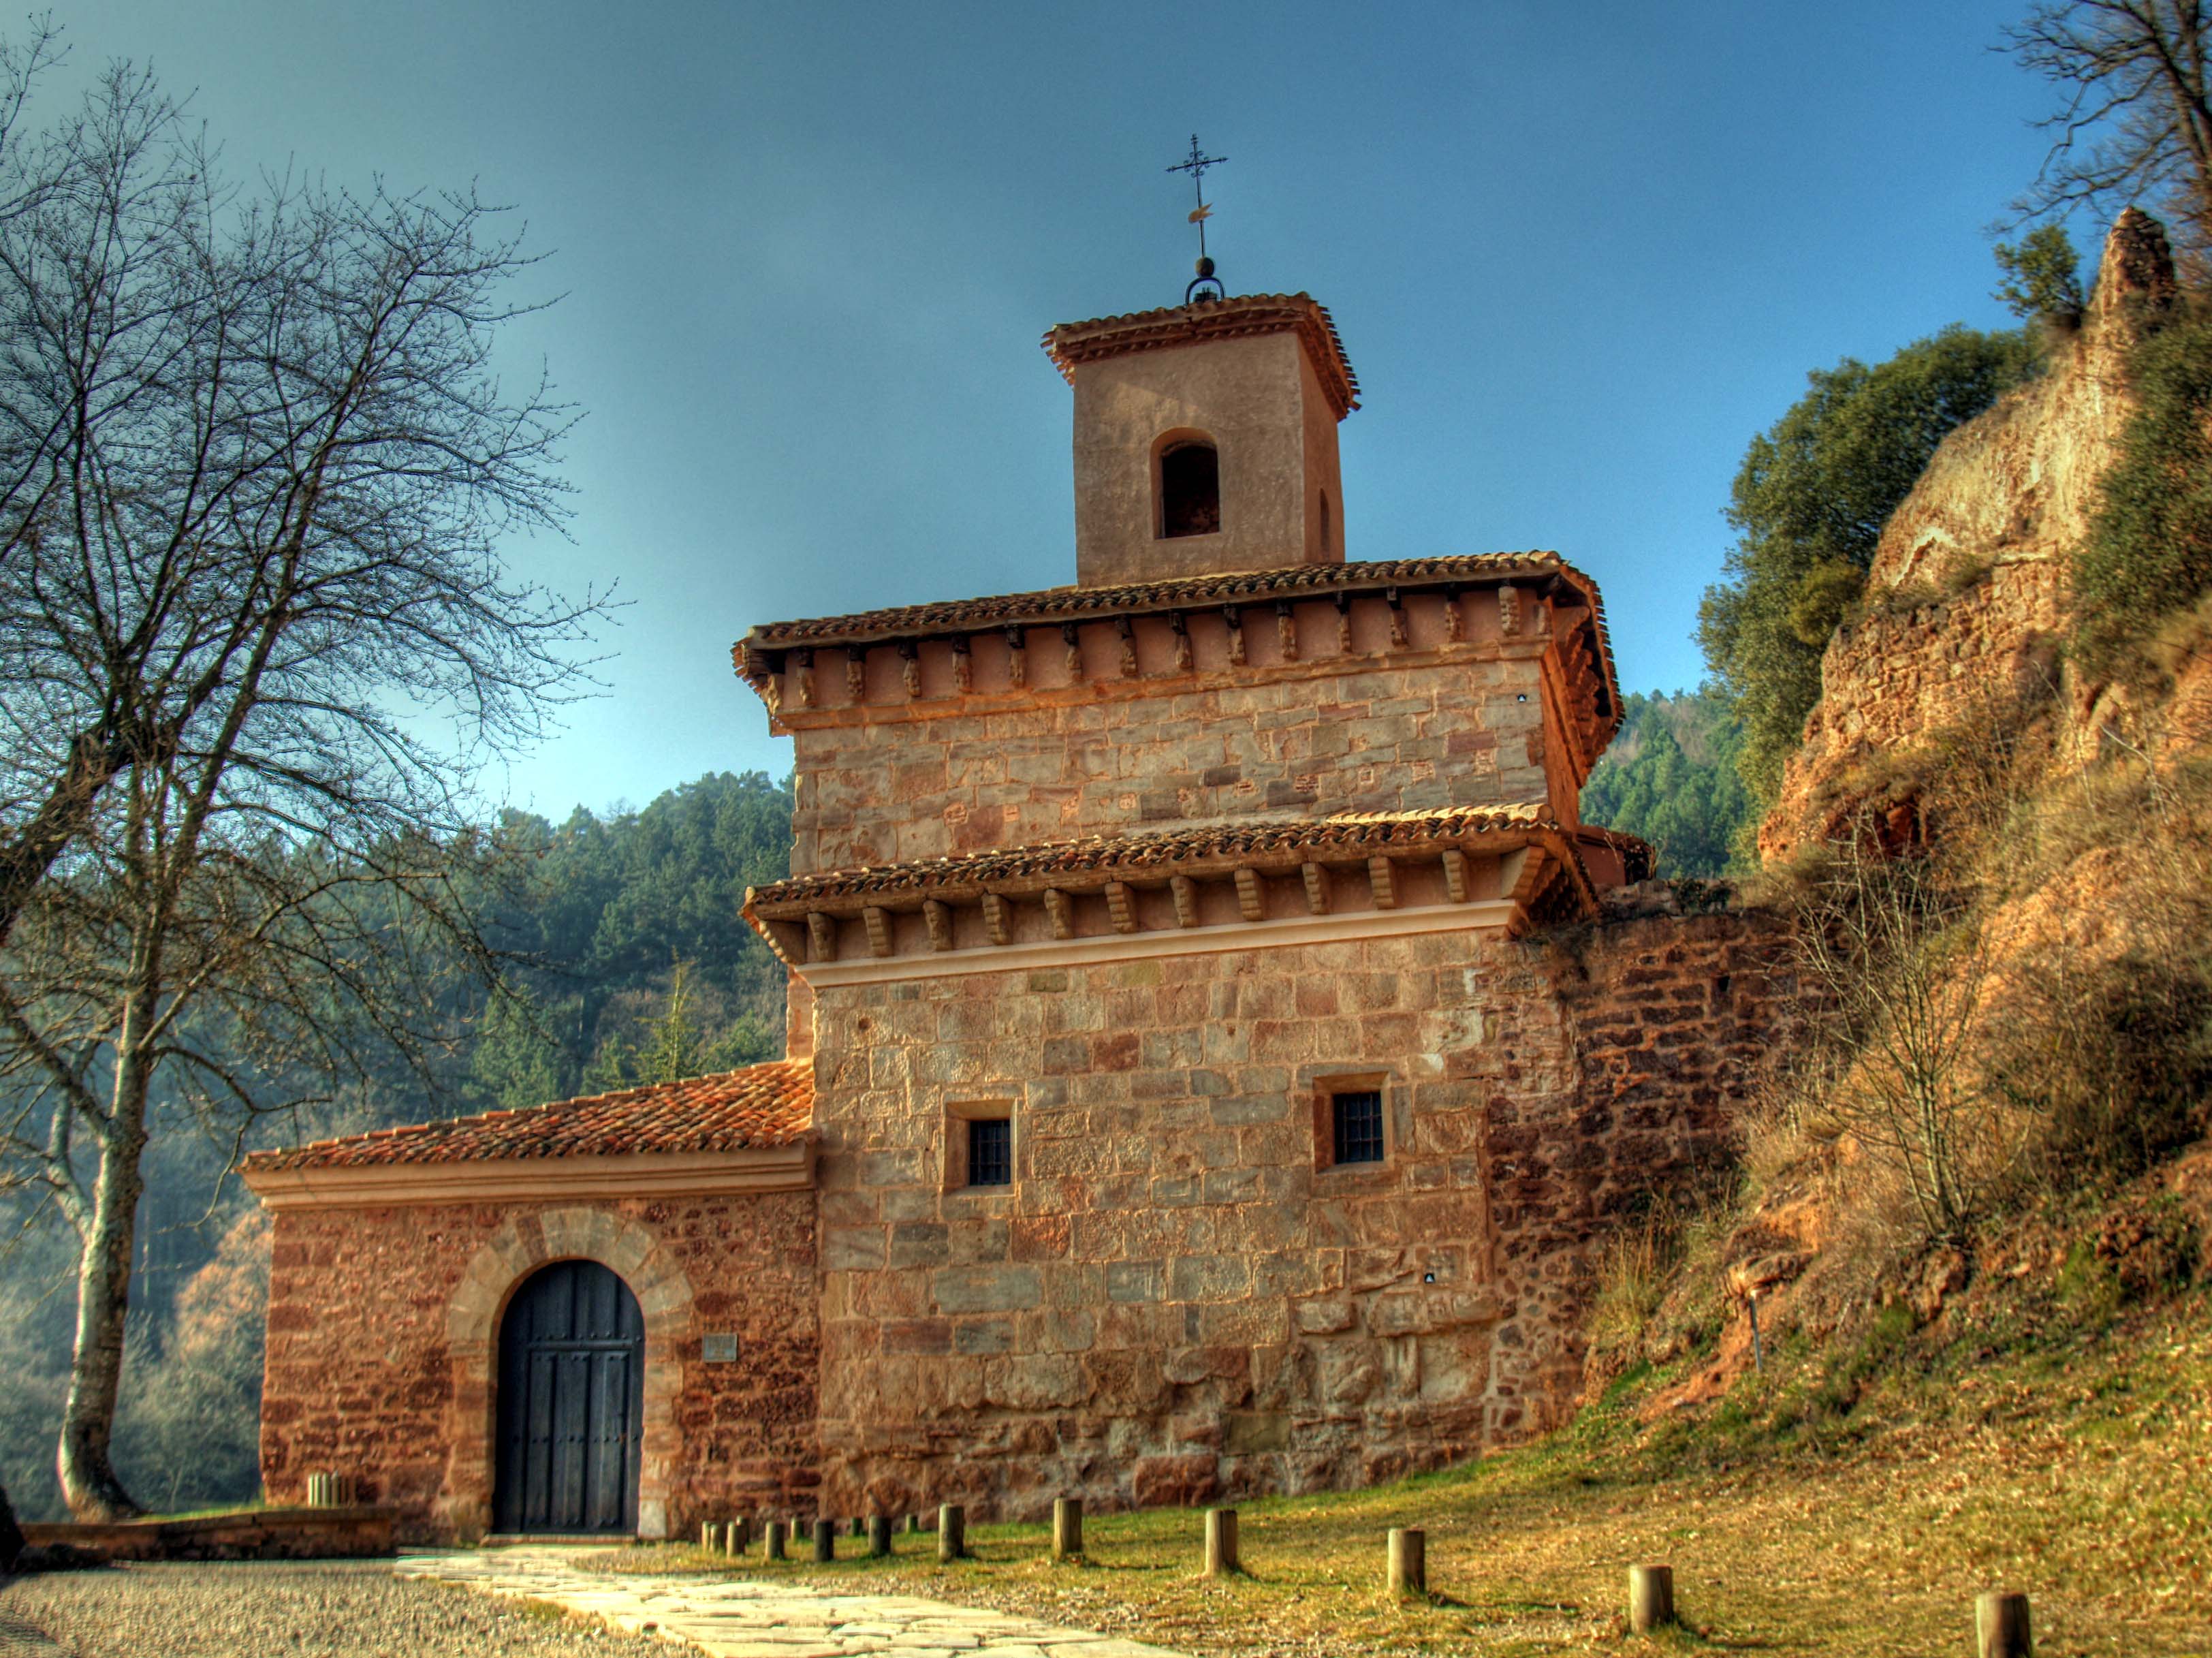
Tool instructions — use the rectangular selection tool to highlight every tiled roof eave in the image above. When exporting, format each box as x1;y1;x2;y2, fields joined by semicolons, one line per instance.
241;1142;815;1210
241;1057;814;1174
744;806;1596;917
1041;292;1360;419
738;554;1584;651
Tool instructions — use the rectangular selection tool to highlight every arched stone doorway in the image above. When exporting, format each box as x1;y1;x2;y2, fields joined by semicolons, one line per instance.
492;1259;646;1535
444;1208;696;1541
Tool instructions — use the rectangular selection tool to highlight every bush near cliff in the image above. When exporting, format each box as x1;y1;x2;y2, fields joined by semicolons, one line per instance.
2072;300;2212;674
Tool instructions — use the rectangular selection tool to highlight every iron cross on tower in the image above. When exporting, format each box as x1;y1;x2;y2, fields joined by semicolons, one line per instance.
1168;134;1228;302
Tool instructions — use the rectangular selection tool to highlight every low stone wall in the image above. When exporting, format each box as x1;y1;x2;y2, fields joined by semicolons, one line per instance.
1437;893;1801;1437
22;1506;393;1562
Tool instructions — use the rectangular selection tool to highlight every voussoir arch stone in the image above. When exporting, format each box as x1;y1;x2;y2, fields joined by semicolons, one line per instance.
440;1206;695;1541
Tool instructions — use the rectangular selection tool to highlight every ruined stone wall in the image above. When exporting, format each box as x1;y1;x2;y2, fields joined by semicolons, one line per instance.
1762;211;2175;862
804;899;1793;1522
785;597;1574;874
1532;896;1803;1212
259;1191;818;1544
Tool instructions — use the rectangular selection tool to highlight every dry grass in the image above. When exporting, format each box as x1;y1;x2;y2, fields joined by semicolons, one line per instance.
594;1287;2212;1656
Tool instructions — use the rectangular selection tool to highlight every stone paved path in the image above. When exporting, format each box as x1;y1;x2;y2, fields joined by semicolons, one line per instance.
398;1547;1188;1658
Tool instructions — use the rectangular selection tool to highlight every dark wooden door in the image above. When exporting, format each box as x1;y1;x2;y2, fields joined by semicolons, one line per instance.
493;1260;644;1534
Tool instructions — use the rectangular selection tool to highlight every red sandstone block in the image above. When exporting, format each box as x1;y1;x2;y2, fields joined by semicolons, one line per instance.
1133;1454;1220;1510
1090;1031;1139;1072
1009;1215;1071;1260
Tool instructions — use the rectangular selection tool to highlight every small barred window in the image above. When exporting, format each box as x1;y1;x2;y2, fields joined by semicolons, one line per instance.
1331;1090;1384;1166
967;1117;1012;1187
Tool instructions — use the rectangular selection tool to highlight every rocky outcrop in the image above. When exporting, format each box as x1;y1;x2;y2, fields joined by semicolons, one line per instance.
1759;211;2179;862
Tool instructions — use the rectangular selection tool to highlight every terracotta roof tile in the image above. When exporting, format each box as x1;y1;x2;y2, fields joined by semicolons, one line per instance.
1041;293;1359;419
740;552;1592;648
747;804;1568;910
242;1058;812;1172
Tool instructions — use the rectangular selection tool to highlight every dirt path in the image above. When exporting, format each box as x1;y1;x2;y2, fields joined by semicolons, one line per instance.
0;1550;1188;1658
402;1545;1186;1658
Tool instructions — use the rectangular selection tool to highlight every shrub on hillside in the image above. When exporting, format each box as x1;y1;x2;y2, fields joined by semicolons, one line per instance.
2073;304;2212;673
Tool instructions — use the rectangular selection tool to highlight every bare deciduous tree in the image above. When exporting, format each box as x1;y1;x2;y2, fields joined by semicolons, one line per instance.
2004;1;2212;264
0;53;605;1520
1788;832;2006;1242
0;13;82;1558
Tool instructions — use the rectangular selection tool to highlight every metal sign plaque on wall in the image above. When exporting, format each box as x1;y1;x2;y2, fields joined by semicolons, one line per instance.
702;1332;740;1364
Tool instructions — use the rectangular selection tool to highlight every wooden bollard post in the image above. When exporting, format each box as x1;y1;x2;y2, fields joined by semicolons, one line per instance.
851;1516;867;1538
727;1517;750;1557
906;1512;923;1534
1203;1507;1239;1577
868;1514;893;1557
812;1518;836;1562
1052;1497;1084;1561
700;1520;718;1550
763;1520;787;1561
938;1502;966;1562
1628;1563;1676;1633
1977;1592;2032;1658
1387;1528;1425;1596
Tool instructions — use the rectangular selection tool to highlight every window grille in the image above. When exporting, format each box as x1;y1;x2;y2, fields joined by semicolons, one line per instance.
968;1117;1012;1187
1331;1090;1384;1166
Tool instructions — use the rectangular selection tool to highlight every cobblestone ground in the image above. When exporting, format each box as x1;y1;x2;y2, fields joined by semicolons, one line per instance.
0;1559;682;1657
401;1548;1185;1658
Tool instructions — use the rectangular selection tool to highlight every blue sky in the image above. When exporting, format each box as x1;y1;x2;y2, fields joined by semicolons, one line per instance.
54;1;2068;818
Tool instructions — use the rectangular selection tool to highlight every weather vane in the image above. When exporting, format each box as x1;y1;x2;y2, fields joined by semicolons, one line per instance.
1167;134;1227;303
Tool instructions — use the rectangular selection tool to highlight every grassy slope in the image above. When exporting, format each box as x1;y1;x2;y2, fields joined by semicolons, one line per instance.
601;1281;2211;1656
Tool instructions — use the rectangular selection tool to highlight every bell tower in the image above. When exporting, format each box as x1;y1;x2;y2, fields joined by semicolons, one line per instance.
1043;293;1359;589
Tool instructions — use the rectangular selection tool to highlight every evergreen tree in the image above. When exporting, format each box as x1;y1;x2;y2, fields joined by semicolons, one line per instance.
466;987;564;1113
1582;689;1756;877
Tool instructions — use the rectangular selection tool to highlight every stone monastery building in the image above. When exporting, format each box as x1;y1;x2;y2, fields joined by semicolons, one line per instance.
244;284;1780;1544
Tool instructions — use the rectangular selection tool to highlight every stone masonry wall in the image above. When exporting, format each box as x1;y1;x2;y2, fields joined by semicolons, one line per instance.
786;595;1575;874
804;901;1792;1522
260;1191;818;1544
1508;900;1804;1381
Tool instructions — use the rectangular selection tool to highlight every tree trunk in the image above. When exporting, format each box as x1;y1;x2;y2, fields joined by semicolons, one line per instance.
0;1477;24;1572
57;1123;148;1521
0;725;149;948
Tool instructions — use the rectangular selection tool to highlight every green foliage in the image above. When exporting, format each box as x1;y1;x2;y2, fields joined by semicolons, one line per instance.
2072;304;2212;670
579;1029;637;1096
1581;689;1755;877
1697;326;2038;804
465;986;563;1113
1993;225;2085;319
476;768;795;1103
1786;558;1867;647
575;960;780;1095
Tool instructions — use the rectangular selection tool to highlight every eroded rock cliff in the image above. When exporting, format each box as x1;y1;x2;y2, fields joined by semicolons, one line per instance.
1758;210;2179;862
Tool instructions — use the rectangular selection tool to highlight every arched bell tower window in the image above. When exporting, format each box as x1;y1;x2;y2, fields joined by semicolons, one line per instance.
1158;437;1220;539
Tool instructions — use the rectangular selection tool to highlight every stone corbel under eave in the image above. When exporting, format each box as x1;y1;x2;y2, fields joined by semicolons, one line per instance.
744;823;1596;984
